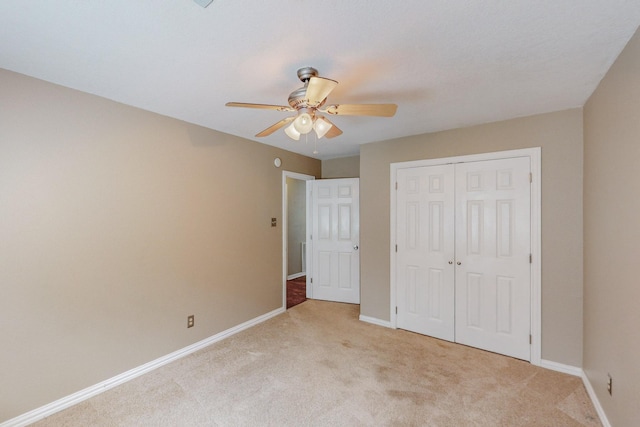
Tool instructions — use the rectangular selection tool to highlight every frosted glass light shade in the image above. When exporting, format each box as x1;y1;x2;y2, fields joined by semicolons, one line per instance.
293;113;314;134
284;123;300;140
313;117;333;139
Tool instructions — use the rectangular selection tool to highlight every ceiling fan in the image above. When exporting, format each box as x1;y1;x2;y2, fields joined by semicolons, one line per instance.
225;67;398;141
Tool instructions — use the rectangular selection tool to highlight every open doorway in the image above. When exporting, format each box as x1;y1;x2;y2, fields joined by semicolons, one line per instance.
282;171;314;309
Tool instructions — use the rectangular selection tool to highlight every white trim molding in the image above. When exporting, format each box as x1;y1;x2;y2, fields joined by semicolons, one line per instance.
1;307;285;427
539;359;582;377
389;148;542;365
581;371;611;427
538;360;610;427
287;272;306;280
359;315;393;329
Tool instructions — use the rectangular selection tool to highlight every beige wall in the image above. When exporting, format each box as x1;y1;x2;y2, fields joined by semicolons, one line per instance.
0;69;320;422
360;108;584;366
583;28;640;426
321;155;360;178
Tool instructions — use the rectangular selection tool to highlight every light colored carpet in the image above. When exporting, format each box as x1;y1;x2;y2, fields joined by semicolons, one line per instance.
32;300;601;426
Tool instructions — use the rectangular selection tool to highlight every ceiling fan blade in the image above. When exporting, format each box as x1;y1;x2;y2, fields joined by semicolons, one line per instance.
305;77;338;107
255;116;296;137
322;103;398;117
226;102;295;112
322;118;343;139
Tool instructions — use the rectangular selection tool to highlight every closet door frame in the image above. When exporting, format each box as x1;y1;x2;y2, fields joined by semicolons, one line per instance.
390;147;541;366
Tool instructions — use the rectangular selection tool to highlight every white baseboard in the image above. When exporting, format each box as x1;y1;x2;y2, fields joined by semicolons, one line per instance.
539;358;582;377
538;359;610;427
4;314;612;427
580;370;611;427
1;307;285;427
287;272;305;280
359;314;392;328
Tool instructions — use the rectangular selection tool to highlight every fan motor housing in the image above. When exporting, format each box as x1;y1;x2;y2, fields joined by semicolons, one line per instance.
288;67;323;109
288;87;308;109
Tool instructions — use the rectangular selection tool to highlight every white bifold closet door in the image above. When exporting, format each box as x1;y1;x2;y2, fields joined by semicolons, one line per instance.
396;157;531;360
396;164;456;342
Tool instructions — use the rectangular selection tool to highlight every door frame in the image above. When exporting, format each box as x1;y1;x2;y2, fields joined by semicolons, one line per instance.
282;171;315;310
389;147;542;366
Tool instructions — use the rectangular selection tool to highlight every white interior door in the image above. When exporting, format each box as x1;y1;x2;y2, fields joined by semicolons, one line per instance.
395;156;531;361
454;157;531;360
396;165;455;341
308;178;360;304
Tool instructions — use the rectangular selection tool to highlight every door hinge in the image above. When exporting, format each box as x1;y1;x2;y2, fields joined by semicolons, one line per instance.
396;306;398;314
395;244;398;253
529;172;533;183
310;277;313;284
310;234;312;241
529;254;532;263
529;334;532;344
395;182;398;190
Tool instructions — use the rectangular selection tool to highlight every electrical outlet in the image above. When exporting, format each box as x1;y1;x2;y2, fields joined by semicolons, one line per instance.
187;315;194;328
607;373;612;396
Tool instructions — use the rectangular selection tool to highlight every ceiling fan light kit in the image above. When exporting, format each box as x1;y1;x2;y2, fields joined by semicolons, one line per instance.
293;112;314;134
284;123;301;141
313;117;333;139
225;67;397;150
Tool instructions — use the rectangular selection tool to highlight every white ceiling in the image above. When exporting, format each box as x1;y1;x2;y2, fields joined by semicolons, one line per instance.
1;1;639;160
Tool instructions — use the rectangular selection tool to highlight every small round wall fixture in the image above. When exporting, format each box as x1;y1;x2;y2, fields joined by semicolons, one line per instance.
274;157;282;168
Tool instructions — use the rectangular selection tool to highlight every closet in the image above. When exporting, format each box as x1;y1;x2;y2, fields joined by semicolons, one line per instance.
394;154;532;360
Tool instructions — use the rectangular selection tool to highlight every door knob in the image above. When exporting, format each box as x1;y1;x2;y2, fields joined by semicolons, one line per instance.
457;261;461;265
353;245;359;250
448;261;453;265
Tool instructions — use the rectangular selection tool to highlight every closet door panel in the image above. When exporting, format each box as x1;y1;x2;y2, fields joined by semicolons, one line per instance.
396;165;455;341
454;157;531;361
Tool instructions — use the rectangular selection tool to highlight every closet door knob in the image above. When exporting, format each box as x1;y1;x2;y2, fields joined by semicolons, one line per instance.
448;261;453;265
456;261;462;265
